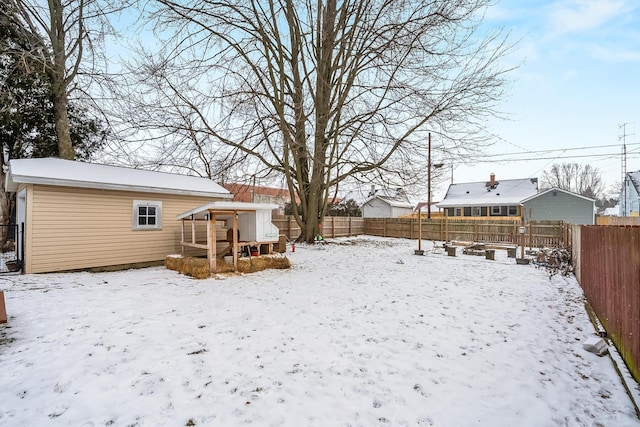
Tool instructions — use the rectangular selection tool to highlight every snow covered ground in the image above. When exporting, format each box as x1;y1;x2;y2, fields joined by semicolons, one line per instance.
0;236;638;426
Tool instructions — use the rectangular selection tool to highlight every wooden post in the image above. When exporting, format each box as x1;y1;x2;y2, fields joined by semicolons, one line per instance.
444;209;449;243
520;216;525;259
349;217;352;236
0;290;6;323
191;216;196;244
331;217;335;238
529;208;533;250
207;213;216;273
181;219;185;256
233;212;238;271
418;215;422;250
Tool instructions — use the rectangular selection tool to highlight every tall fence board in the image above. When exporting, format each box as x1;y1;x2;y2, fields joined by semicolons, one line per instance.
596;216;640;226
573;226;640;382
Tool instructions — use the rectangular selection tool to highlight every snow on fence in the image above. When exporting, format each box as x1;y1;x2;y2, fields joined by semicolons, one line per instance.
572;225;640;384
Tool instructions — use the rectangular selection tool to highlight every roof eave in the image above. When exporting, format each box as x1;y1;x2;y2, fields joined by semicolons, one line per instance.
8;175;233;199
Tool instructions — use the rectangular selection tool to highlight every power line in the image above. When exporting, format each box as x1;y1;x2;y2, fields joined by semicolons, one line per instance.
471;142;640;159
472;151;638;163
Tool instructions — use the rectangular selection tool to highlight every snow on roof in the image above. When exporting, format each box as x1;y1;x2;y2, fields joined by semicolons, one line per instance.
177;201;280;220
520;187;595;204
602;205;620;216
6;158;233;199
437;177;538;208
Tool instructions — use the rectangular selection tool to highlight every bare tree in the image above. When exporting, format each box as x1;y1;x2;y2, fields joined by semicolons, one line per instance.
127;0;512;242
8;0;124;160
541;163;605;199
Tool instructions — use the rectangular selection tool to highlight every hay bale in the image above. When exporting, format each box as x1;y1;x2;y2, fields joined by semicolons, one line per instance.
165;254;184;272
236;255;291;273
181;257;211;279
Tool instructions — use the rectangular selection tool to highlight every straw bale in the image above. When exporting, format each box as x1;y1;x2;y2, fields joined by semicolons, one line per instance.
182;257;211;279
236;255;291;274
164;255;184;272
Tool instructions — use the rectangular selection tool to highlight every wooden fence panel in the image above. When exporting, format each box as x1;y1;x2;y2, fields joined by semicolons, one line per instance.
596;216;640;226
364;218;564;247
575;226;640;383
272;216;364;240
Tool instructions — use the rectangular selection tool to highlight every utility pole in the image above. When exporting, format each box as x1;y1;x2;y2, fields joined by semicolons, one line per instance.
427;133;432;219
620;123;635;216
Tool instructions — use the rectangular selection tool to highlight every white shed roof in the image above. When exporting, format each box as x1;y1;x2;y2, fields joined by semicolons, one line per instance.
6;157;233;199
177;201;280;220
437;178;538;208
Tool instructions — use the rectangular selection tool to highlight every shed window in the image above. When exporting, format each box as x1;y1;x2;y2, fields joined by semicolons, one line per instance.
491;206;502;215
471;207;481;216
508;206;518;216
133;200;162;230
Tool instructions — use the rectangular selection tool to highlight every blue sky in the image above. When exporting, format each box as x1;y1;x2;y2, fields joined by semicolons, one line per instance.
439;0;640;198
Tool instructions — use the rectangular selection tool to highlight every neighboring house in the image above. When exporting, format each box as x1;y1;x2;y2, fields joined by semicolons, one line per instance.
601;205;620;217
437;174;538;219
620;171;640;217
5;158;232;273
362;187;414;218
521;187;595;225
223;183;299;215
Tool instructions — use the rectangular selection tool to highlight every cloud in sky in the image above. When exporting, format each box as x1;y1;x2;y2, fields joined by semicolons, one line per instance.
547;0;628;35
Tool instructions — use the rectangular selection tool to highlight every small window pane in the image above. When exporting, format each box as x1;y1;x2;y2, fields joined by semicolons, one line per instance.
139;217;147;225
148;207;156;215
148;217;156;225
139;206;147;215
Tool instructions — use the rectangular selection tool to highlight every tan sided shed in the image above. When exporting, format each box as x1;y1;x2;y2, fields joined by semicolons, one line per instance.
5;158;233;273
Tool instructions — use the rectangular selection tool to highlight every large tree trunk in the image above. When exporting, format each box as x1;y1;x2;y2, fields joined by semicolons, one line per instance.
52;89;75;160
49;0;75;160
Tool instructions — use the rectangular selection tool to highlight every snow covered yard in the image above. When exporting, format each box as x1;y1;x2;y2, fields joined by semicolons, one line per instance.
0;236;638;426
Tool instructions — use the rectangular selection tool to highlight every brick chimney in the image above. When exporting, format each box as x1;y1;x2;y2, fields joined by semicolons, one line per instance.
490;173;495;187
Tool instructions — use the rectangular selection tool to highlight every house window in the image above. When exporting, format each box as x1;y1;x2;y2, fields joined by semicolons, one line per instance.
133;200;162;230
491;206;502;215
471;207;481;216
454;208;462;216
508;206;518;216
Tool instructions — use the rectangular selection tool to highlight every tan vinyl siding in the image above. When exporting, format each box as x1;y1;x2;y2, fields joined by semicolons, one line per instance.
27;185;226;273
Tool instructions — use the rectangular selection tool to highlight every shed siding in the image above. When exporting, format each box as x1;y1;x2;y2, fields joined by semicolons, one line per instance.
362;198;392;218
391;206;413;218
27;185;224;273
523;191;594;225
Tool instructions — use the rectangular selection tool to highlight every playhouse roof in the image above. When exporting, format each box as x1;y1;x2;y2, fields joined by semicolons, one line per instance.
177;201;280;221
6;158;233;199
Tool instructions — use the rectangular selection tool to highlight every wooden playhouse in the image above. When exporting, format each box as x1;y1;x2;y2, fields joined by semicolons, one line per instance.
176;201;282;273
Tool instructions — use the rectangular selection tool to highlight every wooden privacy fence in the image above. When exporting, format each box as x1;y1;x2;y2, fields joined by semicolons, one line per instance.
272;216;365;240
364;218;566;247
572;225;640;383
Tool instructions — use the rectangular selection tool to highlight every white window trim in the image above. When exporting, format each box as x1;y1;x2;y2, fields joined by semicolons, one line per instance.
491;206;501;215
133;200;163;230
